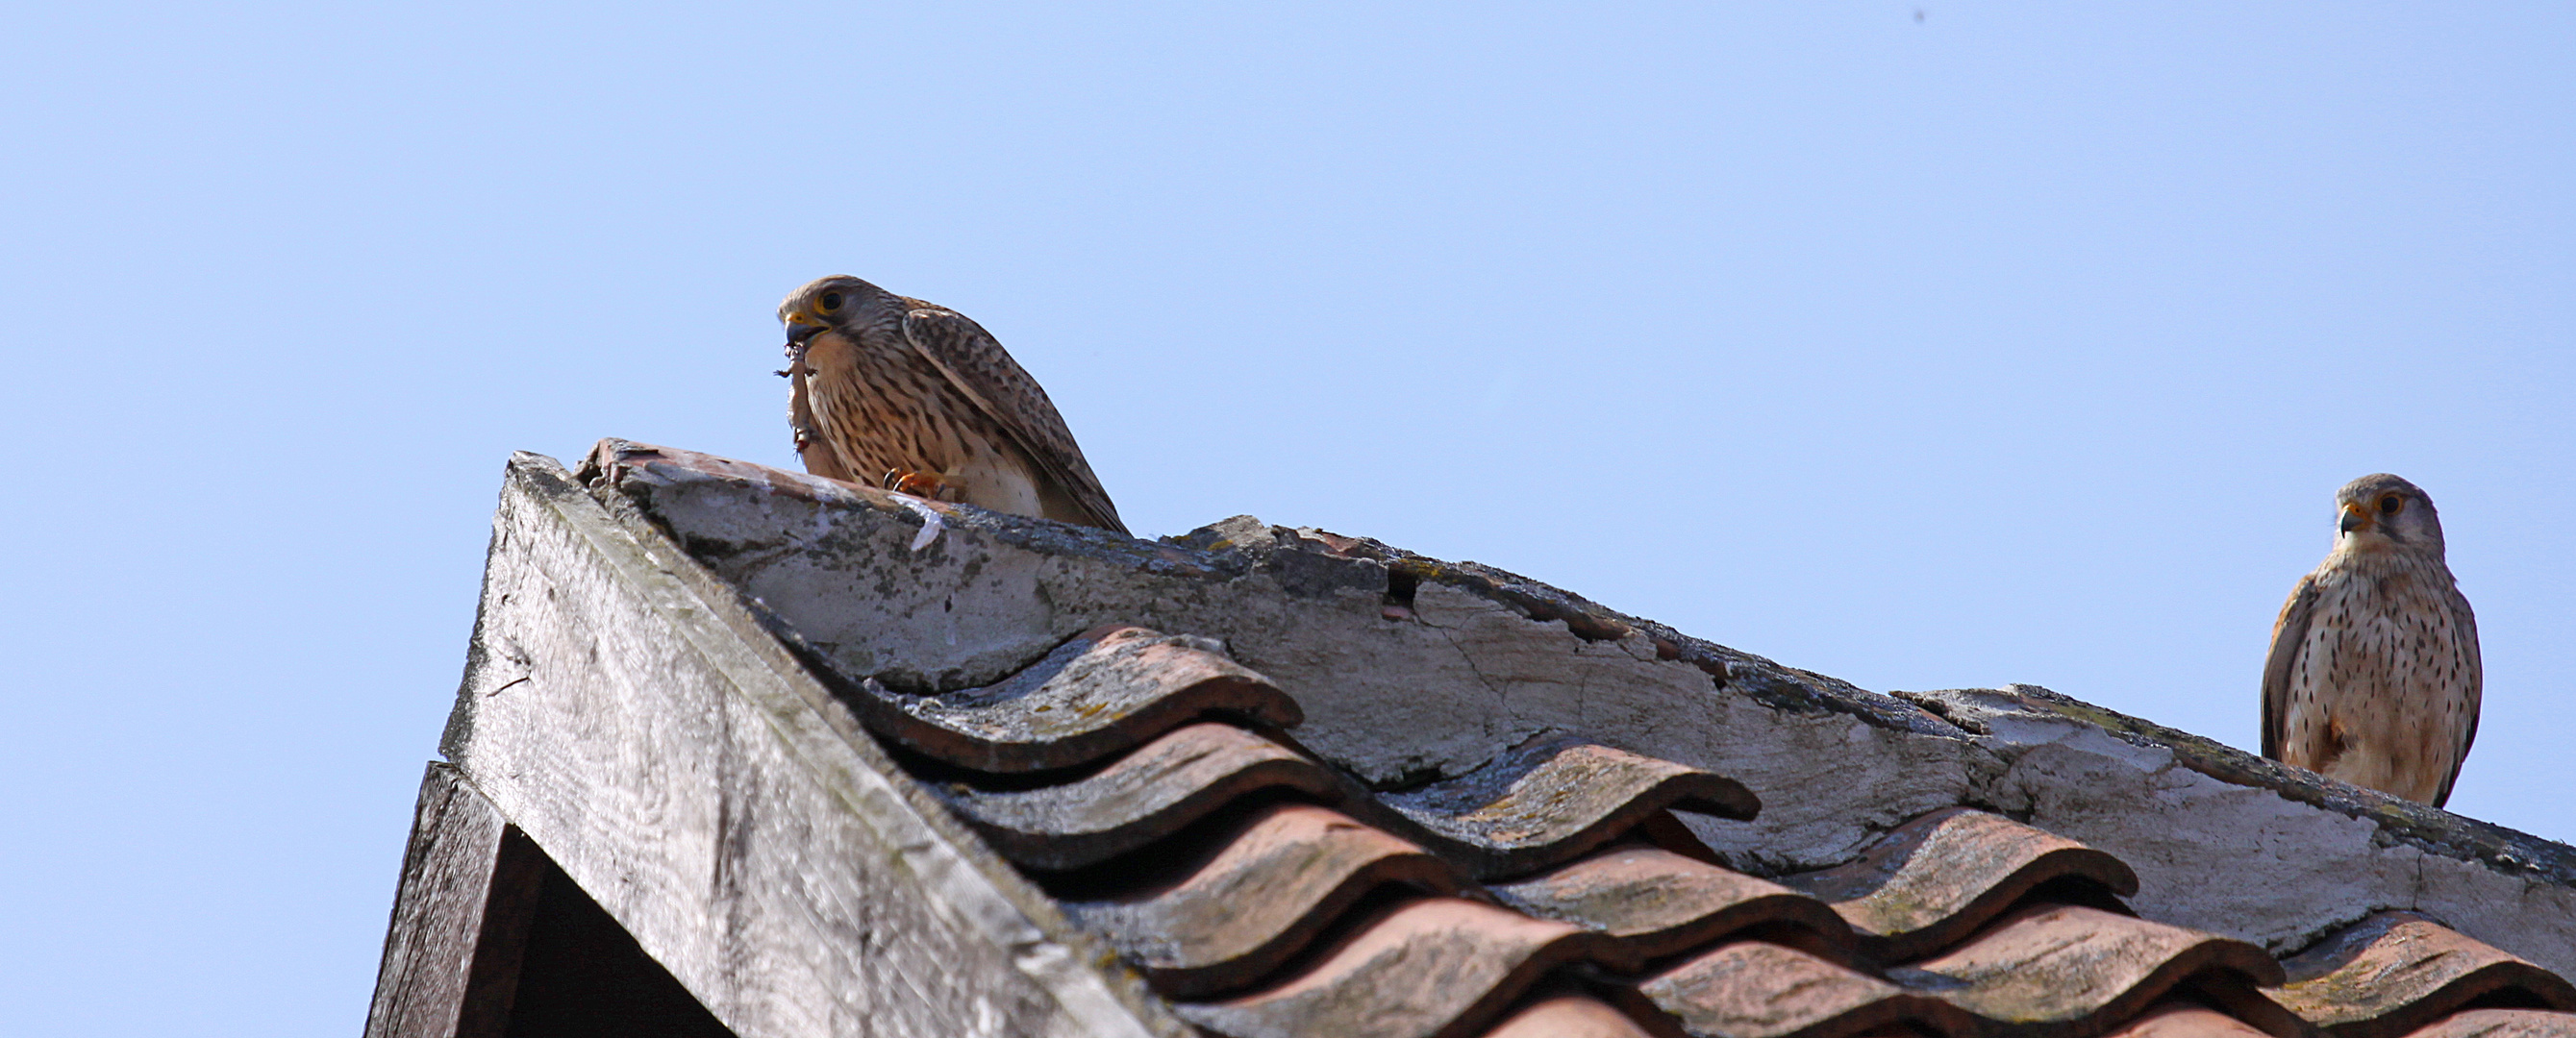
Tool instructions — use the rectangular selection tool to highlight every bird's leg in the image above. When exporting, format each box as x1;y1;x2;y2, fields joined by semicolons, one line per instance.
882;468;957;501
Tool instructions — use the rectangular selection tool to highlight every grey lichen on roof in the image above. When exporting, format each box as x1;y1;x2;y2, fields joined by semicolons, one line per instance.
1161;514;1959;738
1895;684;2576;888
576;439;2576;978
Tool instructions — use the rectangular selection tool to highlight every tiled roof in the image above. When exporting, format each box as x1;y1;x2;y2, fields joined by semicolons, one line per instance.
789;621;2576;1038
427;439;2576;1038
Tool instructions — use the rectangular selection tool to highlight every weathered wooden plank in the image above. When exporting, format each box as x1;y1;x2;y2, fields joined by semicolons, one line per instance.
440;454;1181;1038
363;762;545;1038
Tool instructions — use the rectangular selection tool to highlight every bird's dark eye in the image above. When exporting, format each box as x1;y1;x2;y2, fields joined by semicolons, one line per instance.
818;291;844;312
2379;495;2403;514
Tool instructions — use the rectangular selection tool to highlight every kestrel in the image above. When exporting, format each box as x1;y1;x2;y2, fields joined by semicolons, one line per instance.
2262;474;2481;806
777;276;1128;534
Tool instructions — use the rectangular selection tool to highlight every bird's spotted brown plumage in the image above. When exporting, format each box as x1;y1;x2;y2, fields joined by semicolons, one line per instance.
778;275;1127;533
2262;474;2481;806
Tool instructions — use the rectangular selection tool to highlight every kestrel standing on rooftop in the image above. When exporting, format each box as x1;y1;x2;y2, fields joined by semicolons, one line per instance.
2262;474;2480;806
777;276;1128;534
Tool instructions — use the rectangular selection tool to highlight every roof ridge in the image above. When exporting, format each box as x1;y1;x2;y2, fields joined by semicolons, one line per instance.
800;615;2571;1038
559;439;2576;1035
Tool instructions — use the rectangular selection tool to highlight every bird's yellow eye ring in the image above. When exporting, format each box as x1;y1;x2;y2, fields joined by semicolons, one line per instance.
818;290;845;313
2379;495;2403;515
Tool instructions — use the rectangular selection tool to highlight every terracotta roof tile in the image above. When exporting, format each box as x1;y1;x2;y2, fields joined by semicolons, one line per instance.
1628;939;1972;1038
1379;735;1758;879
1905;903;2297;1037
2403;1010;2576;1038
1477;993;1663;1038
792;620;2576;1038
498;444;2576;1038
840;624;1299;773
1062;803;1463;998
1779;807;2142;961
1489;843;1855;966
933;721;1343;870
2266;912;2576;1038
2103;1003;2280;1038
1170;897;1608;1038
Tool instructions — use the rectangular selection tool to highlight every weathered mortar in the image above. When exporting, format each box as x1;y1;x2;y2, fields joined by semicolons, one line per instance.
576;440;2576;976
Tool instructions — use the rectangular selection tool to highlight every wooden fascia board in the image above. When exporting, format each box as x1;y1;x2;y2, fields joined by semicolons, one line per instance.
440;452;1182;1038
363;762;545;1038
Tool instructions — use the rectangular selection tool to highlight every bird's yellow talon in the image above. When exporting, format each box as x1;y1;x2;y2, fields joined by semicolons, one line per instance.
883;469;950;500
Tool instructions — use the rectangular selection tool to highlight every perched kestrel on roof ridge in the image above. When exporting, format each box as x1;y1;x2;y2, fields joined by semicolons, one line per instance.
2262;473;2480;806
778;275;1128;534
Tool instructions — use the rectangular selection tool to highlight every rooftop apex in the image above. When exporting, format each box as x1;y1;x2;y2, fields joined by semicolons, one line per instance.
582;438;2575;908
381;440;2576;1038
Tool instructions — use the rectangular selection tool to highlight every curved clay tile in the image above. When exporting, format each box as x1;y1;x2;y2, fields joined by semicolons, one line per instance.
1375;736;1760;879
1062;803;1464;999
1489;844;1857;968
1632;905;2296;1038
1480;993;1663;1038
2265;913;2576;1038
1906;903;2298;1038
1777;807;2141;961
2403;1009;2576;1038
2104;1002;2278;1037
1174;897;1611;1038
934;722;1345;870
846;625;1301;773
1626;939;1975;1038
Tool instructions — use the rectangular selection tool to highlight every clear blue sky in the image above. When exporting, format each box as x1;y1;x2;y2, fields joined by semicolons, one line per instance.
4;4;2569;1033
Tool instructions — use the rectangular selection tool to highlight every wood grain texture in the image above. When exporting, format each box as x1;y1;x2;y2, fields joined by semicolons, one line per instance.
363;763;544;1038
441;453;1185;1038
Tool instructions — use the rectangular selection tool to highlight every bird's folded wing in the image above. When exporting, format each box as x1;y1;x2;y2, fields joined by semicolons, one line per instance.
2436;586;2482;806
2261;574;2320;762
899;305;1128;534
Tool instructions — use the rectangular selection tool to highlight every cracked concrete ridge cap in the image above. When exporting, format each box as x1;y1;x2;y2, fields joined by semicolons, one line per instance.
574;439;2576;978
1892;684;2576;888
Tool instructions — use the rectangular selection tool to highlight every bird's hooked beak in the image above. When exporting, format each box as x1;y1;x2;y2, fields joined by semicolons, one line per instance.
2339;503;2372;535
784;312;825;347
